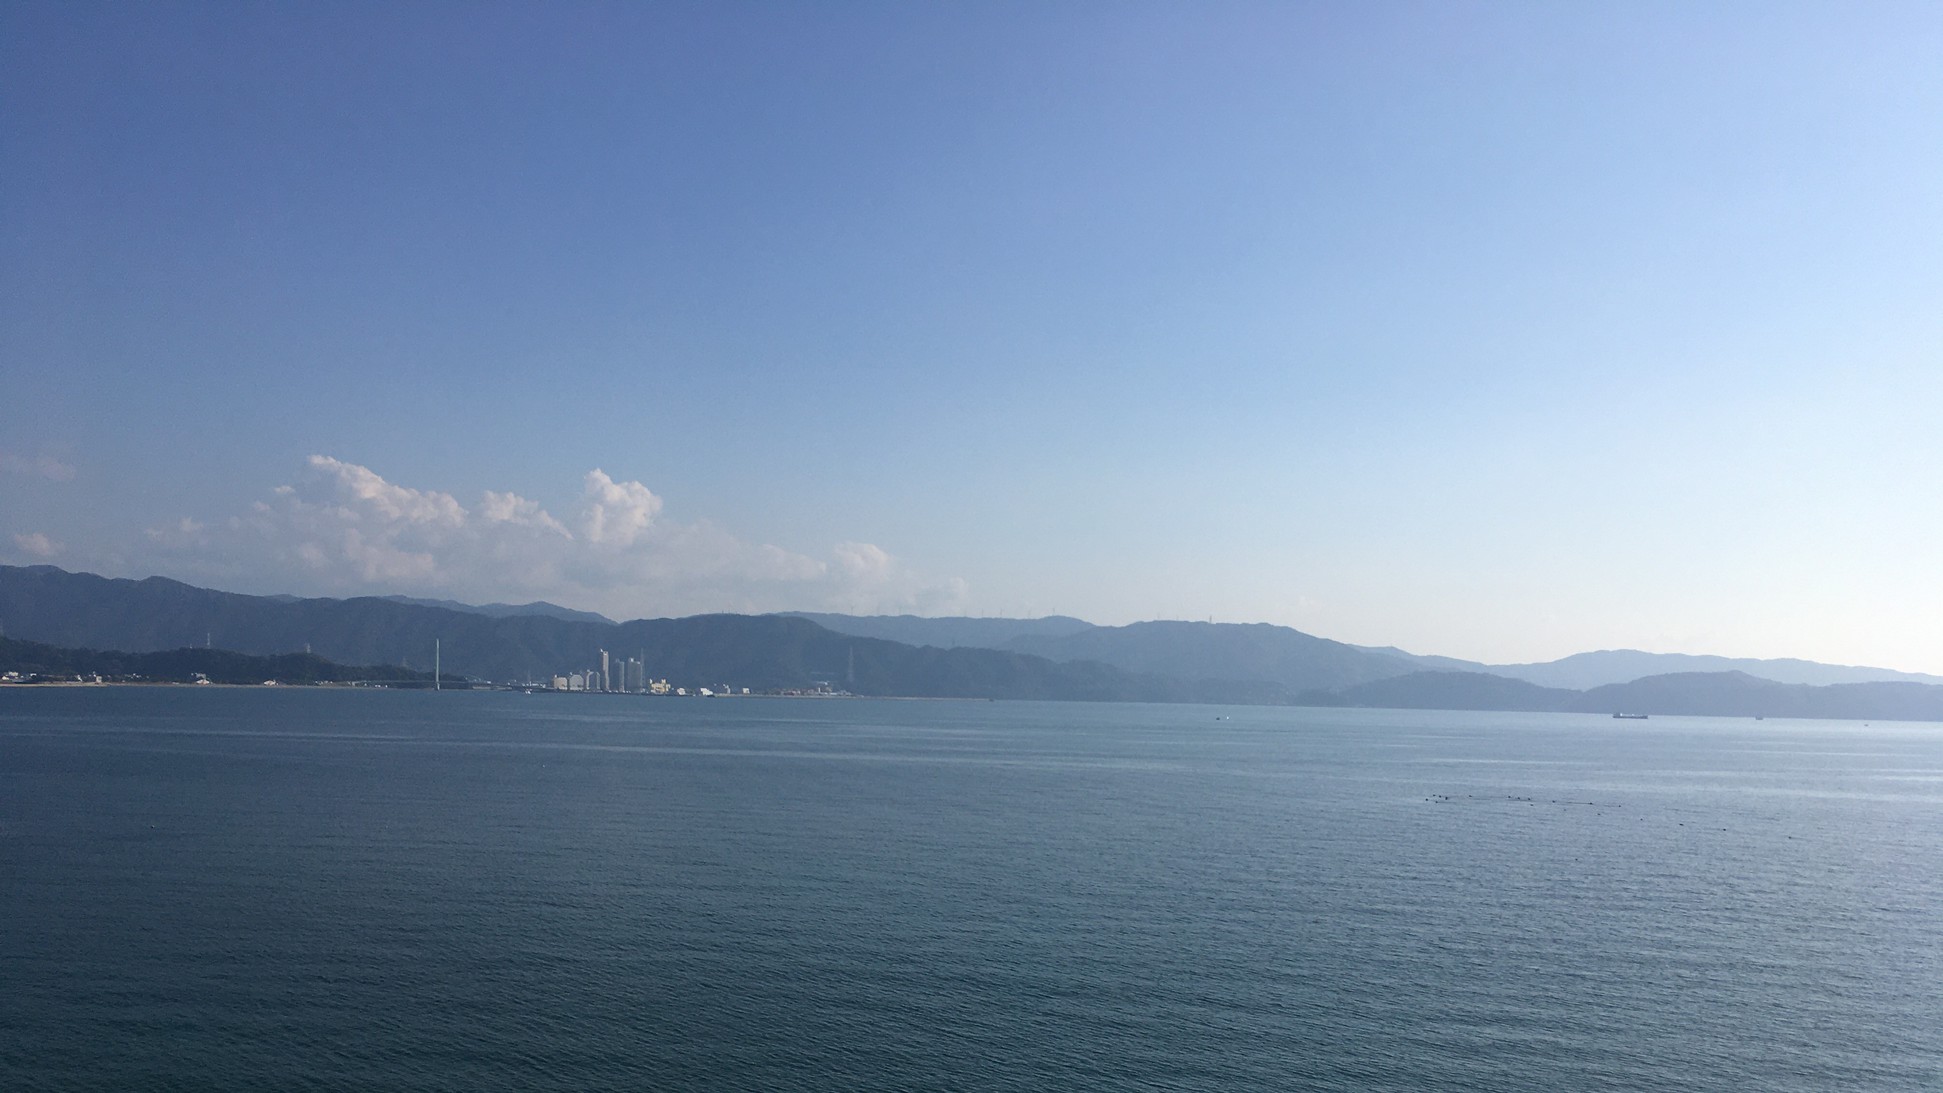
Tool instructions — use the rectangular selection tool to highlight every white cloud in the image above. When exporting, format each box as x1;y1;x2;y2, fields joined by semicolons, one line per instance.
11;531;62;558
480;491;570;536
135;456;968;619
833;540;894;577
579;469;662;546
0;453;77;482
303;454;464;526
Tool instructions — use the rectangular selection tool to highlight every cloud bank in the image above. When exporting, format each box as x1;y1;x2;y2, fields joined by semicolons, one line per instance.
139;455;968;619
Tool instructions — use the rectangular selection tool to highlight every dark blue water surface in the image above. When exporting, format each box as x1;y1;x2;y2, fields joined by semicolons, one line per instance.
3;688;1940;1091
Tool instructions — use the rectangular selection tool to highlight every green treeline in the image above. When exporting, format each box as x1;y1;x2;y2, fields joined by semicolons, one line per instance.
0;637;436;686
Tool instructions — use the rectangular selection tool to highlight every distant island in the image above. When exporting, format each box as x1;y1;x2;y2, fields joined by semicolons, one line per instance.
3;565;1941;721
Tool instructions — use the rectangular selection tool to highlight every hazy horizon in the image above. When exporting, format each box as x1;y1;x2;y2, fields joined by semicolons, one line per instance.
6;4;1941;672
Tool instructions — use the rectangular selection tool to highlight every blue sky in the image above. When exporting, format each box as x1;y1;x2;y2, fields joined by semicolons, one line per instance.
4;2;1941;670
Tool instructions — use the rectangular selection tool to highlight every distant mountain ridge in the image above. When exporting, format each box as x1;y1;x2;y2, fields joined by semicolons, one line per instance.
1331;671;1577;713
6;566;1939;719
376;595;615;626
999;620;1419;694
803;612;1943;690
0;566;1243;701
1348;644;1494;674
1487;649;1943;689
779;613;1095;649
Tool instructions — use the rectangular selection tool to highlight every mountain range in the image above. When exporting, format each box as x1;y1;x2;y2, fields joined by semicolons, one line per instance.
799;613;1943;690
375;595;615;626
779;612;1095;649
4;565;1941;721
0;566;1239;702
1000;620;1413;694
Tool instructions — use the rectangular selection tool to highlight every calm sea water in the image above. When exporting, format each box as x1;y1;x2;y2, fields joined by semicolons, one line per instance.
2;688;1939;1091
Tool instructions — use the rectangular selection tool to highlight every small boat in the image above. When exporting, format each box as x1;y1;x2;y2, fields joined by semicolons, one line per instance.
1612;712;1649;720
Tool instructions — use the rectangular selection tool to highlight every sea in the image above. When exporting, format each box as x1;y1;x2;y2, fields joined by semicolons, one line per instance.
2;688;1939;1091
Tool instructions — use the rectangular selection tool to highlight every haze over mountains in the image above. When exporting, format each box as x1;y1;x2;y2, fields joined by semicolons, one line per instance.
5;565;1942;721
1478;650;1943;690
792;613;1943;690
